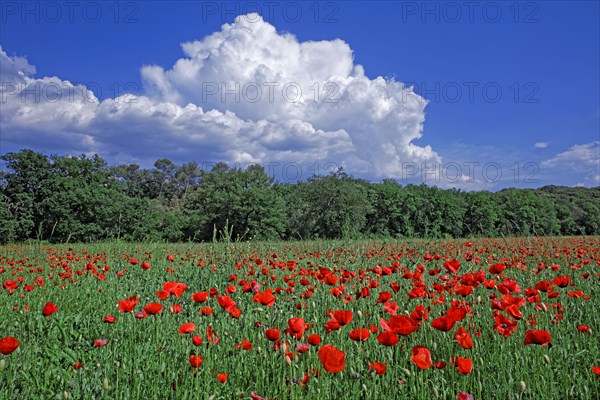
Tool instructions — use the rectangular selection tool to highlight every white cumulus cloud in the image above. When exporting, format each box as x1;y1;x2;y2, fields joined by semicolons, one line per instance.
0;14;439;178
541;141;600;185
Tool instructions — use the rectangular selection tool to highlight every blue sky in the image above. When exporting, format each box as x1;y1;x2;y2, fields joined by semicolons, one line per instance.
1;1;598;189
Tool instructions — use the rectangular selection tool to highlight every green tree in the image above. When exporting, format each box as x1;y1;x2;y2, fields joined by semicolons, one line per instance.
297;169;372;239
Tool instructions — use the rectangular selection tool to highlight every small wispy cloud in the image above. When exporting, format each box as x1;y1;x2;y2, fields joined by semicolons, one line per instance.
534;142;549;149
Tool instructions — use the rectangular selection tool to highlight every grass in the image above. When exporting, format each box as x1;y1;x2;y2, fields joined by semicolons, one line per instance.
0;237;598;399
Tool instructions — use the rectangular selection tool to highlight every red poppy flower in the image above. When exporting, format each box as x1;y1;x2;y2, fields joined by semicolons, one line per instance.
332;310;353;326
457;392;474;400
189;354;203;368
104;315;116;324
200;306;213;316
156;290;170;300
135;311;147;319
592;366;600;376
169;304;183;314
369;361;387;375
217;373;228;383
443;259;461;273
227;307;242;319
143;302;163;315
377;331;399;346
435;361;447;369
505;304;523;320
253;290;276;307
42;302;58;317
376;291;392;303
410;305;429;321
118;296;139;313
129;258;138;265
73;361;83;370
577;325;590;333
297;343;309;353
318;344;346;373
286;317;307;339
349;328;370;342
140;262;151;270
431;315;456;332
0;336;19;355
163;282;188;298
551;275;570;287
207;326;219;344
389;315;419;336
324;319;342;333
454;327;473;349
234;340;253;350
410;346;432;370
192;335;203;346
455;357;473;374
179;322;196;334
493;312;518;338
265;328;280;341
94;339;108;347
191;292;209;303
307;334;321;346
489;263;506;274
524;330;551;346
167;254;175;262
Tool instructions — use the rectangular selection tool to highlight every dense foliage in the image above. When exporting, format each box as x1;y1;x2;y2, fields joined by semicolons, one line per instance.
1;150;599;243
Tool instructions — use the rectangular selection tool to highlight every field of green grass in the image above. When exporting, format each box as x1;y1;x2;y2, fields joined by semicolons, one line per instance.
1;237;599;399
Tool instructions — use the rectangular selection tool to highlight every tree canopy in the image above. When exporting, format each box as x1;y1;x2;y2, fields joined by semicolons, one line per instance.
1;150;598;243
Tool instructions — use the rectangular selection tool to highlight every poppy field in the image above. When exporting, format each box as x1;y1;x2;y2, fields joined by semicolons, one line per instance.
1;237;599;399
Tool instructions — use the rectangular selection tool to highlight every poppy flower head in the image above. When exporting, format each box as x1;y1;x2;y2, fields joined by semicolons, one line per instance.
332;310;353;326
0;336;19;355
349;328;370;342
369;361;387;375
118;296;139;313
286;317;307;339
453;357;473;375
253;290;276;307
104;315;116;324
265;328;280;342
454;327;473;349
431;315;456;332
524;330;551;346
192;335;203;346
42;302;58;317
163;282;188;298
143;302;163;315
179;322;196;334
389;315;419;336
410;345;432;370
377;331;399;346
307;334;321;346
191;292;209;303
317;344;346;373
189;354;203;368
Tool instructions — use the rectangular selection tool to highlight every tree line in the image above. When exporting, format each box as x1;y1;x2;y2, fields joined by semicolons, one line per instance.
0;150;598;243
